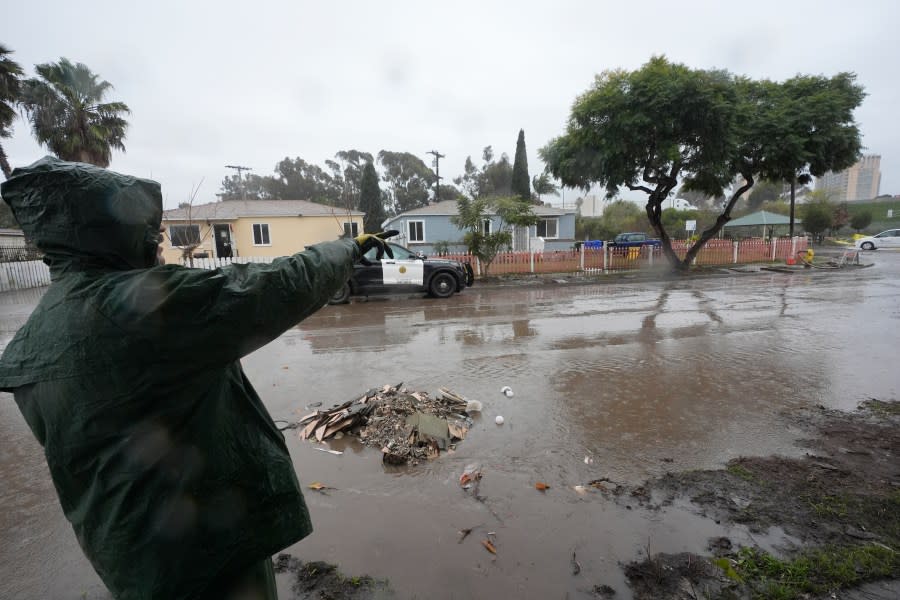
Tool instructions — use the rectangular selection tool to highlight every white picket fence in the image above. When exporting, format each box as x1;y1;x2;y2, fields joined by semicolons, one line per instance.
0;260;51;292
180;256;276;269
0;256;277;293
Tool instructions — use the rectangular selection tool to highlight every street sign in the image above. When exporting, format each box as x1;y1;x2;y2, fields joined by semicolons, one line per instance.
685;220;697;232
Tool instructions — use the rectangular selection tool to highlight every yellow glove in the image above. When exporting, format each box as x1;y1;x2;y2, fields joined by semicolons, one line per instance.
354;230;400;265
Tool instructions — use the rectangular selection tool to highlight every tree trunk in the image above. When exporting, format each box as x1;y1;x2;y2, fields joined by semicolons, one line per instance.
682;177;755;267
0;144;11;179
646;200;685;271
788;177;796;237
632;162;754;273
643;183;688;271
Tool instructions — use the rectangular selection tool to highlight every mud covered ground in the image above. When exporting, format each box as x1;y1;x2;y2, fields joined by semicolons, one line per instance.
623;399;900;599
274;554;393;600
272;399;899;600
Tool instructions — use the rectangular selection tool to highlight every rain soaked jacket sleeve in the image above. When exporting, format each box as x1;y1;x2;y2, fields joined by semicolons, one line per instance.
96;239;358;370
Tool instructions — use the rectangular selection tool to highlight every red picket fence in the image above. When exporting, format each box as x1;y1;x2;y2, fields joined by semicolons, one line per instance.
0;238;809;293
439;236;808;278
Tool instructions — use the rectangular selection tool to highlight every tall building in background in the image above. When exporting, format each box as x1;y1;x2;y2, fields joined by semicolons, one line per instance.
816;155;882;201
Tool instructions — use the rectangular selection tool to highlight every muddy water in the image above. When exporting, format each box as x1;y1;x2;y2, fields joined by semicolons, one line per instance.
1;252;898;599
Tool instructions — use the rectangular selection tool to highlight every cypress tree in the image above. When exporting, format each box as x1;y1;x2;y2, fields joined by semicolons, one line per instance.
358;161;386;233
511;129;531;201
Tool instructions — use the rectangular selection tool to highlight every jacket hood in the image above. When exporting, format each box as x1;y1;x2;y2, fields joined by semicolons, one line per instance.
1;156;163;274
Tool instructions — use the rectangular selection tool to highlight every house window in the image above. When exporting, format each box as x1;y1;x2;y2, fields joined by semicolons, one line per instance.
252;223;271;245
536;218;558;239
482;218;493;235
169;224;200;247
408;220;424;242
343;222;359;238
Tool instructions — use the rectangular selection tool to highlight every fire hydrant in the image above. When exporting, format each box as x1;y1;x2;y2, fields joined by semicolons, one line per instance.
803;247;815;268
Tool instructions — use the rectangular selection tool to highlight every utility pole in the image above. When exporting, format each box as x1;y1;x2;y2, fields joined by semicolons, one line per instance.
225;165;252;201
427;150;445;203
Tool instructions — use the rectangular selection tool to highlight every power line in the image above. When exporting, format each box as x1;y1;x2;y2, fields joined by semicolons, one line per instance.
427;150;445;203
225;165;252;201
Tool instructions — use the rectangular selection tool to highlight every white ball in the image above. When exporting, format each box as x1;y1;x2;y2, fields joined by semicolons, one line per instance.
495;415;505;425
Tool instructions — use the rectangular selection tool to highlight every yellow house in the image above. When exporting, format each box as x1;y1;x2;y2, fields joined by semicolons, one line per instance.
160;200;364;265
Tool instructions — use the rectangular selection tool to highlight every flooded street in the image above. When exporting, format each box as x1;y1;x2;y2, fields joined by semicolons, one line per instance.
2;252;898;599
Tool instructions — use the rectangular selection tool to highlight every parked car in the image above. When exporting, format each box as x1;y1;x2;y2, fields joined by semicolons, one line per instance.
855;229;900;250
329;242;474;304
609;232;662;248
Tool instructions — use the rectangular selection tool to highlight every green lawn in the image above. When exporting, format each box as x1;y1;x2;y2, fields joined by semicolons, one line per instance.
844;198;900;233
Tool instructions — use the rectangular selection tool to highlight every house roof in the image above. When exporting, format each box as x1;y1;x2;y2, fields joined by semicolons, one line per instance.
387;199;572;219
723;210;800;227
163;200;364;221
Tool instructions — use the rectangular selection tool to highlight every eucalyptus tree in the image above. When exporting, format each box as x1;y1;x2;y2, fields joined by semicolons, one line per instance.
377;150;433;213
454;145;513;201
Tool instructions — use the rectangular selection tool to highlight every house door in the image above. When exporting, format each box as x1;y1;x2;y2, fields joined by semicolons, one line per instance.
213;224;233;258
513;225;530;251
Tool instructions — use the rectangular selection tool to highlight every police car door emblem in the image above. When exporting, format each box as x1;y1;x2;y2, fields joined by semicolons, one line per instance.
382;260;424;285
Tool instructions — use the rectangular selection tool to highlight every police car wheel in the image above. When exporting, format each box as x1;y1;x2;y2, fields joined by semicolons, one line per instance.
328;282;351;305
429;272;456;298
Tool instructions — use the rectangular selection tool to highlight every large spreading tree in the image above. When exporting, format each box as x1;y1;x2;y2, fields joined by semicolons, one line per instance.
21;58;130;167
541;56;864;271
756;73;865;235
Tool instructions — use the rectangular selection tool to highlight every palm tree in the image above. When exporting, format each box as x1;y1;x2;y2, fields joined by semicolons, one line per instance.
21;58;130;167
531;173;559;204
0;44;24;179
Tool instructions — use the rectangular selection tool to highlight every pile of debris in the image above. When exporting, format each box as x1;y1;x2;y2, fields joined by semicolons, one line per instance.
296;384;476;465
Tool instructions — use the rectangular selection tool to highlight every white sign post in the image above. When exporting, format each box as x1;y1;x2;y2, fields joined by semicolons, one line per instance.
685;220;697;232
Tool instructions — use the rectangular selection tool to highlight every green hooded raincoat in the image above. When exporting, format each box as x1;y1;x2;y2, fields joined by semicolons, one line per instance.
0;157;359;599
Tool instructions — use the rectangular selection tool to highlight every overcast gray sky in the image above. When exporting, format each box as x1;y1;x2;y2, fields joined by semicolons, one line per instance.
5;0;898;209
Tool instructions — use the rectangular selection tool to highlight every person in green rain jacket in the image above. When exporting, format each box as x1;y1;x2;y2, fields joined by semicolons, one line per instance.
0;157;395;600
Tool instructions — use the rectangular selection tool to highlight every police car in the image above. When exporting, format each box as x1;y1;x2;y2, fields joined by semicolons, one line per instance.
329;242;475;304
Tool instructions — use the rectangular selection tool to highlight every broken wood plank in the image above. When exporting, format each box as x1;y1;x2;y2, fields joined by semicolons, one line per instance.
299;420;319;440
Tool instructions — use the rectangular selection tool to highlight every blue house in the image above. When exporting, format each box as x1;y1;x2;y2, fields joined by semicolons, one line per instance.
382;200;576;254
